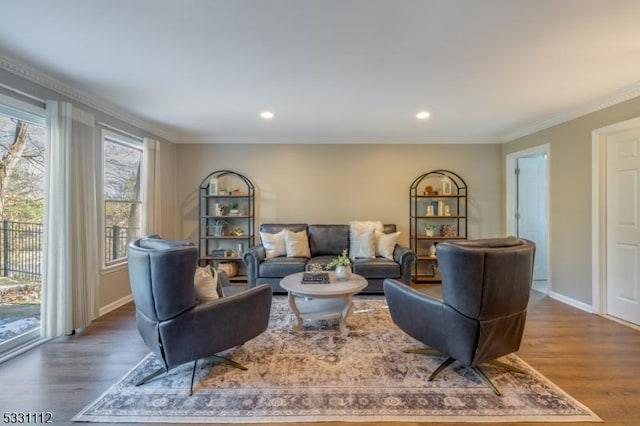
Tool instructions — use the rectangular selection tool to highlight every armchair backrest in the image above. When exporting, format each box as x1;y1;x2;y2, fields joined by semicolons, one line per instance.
436;237;535;364
128;237;198;322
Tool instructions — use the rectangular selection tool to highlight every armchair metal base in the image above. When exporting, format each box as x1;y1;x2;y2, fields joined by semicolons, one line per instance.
404;347;526;396
136;355;249;396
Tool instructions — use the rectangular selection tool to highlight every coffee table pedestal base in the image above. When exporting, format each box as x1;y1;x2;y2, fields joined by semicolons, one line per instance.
288;294;355;336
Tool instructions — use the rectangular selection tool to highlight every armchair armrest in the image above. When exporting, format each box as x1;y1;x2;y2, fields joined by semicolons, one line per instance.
383;278;445;349
393;244;417;284
242;244;266;288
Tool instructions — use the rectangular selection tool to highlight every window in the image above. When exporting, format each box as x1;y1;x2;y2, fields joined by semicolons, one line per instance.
102;129;143;266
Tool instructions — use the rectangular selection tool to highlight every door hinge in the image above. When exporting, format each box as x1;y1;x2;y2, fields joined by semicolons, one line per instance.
514;167;520;176
515;212;521;220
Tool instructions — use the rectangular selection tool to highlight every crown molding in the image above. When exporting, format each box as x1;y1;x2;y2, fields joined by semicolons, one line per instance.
501;81;640;142
0;52;178;143
178;135;501;145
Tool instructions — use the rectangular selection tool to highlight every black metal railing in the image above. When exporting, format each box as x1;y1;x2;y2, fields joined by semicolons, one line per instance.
0;220;141;276
105;225;139;263
0;220;43;280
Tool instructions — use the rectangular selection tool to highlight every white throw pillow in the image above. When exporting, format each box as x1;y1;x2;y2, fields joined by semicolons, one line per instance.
375;230;400;260
285;229;311;258
349;221;383;259
194;265;219;302
260;229;287;259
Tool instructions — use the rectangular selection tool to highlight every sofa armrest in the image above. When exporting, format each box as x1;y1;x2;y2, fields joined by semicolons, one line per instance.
393;244;417;284
242;244;266;288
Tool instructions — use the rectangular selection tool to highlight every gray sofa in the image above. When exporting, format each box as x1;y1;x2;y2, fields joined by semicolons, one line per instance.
242;224;416;293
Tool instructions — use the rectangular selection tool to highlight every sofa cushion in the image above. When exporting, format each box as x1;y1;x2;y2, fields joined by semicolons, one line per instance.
194;265;220;302
259;257;307;278
375;230;400;260
260;229;287;259
352;257;400;278
349;221;382;259
308;225;349;256
285;229;311;258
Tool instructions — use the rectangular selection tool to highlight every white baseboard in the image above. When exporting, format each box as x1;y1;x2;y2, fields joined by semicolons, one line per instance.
548;290;593;313
99;294;133;317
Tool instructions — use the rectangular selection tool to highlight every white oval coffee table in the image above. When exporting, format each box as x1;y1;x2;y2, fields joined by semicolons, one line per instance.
280;271;368;336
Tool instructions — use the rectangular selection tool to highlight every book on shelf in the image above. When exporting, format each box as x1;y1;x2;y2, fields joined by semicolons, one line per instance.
301;272;330;284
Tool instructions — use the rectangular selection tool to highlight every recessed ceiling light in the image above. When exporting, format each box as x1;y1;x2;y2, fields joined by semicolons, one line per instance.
416;111;430;120
260;111;274;119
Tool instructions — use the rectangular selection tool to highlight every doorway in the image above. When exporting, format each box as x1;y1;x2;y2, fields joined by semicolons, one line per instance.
506;144;550;294
593;118;640;327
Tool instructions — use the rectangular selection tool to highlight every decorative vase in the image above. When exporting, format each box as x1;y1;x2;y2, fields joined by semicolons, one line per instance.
210;224;224;236
335;265;352;281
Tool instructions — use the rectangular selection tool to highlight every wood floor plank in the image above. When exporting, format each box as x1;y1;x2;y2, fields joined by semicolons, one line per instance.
0;292;638;425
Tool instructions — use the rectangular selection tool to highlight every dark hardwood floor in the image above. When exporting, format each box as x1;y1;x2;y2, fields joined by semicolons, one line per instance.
1;291;639;425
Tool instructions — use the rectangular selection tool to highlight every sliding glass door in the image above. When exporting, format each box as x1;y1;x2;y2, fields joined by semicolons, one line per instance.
0;97;46;357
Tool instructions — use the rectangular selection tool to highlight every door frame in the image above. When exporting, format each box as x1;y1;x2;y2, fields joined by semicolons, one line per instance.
591;116;640;315
505;143;551;293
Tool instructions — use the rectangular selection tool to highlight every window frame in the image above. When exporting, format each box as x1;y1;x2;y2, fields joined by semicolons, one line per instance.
99;127;144;269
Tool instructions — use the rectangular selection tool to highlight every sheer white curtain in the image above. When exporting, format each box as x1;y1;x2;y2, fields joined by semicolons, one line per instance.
142;137;161;236
42;101;99;337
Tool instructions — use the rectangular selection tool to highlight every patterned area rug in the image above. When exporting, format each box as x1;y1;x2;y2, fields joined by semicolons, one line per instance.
74;297;600;423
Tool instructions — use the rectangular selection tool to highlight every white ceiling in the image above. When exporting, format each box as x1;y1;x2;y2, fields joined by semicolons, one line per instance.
1;0;640;144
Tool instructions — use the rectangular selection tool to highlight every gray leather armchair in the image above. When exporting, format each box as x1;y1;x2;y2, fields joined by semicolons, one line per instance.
127;236;272;394
384;237;535;395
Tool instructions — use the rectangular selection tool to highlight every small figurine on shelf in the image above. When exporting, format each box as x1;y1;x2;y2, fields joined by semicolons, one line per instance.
443;204;451;216
230;227;244;236
215;202;224;217
428;243;436;257
426;205;435;216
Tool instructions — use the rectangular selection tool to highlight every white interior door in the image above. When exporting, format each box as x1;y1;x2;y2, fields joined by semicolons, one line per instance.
606;128;640;325
517;155;548;282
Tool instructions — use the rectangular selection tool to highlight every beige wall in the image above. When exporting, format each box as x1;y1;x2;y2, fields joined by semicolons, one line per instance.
502;95;640;306
176;143;503;248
